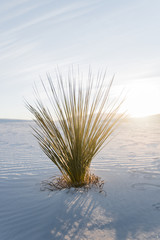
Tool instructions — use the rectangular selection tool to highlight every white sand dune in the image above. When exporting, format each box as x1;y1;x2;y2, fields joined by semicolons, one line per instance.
0;116;160;240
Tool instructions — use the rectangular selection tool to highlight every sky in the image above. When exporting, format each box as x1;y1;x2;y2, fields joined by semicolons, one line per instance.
0;0;160;119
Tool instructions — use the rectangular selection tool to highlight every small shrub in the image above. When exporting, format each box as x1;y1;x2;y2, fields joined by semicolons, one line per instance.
27;68;124;190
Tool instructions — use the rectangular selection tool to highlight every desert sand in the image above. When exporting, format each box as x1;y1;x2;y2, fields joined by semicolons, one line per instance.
0;116;160;240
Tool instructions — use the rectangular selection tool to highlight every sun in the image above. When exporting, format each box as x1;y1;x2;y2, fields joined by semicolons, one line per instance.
124;83;160;118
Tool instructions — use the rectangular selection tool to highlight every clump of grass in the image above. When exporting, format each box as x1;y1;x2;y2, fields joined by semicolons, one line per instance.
26;68;124;190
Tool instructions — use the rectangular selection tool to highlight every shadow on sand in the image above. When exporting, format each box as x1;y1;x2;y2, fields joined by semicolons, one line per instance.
46;189;160;240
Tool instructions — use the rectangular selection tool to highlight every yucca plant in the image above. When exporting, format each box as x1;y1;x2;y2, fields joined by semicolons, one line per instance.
27;68;124;189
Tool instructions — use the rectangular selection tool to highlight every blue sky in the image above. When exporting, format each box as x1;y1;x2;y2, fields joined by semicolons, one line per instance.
1;0;160;119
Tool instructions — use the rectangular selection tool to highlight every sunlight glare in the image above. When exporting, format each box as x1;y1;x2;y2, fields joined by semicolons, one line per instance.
125;83;160;118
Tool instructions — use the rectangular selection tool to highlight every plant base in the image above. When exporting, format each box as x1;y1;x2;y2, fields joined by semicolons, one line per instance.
41;173;105;193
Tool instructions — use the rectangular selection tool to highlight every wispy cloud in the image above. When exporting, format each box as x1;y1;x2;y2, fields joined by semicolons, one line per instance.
1;1;99;35
0;1;52;23
0;0;100;70
0;42;36;61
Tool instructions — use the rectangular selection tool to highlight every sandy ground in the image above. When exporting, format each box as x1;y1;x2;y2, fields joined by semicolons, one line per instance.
0;116;160;240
